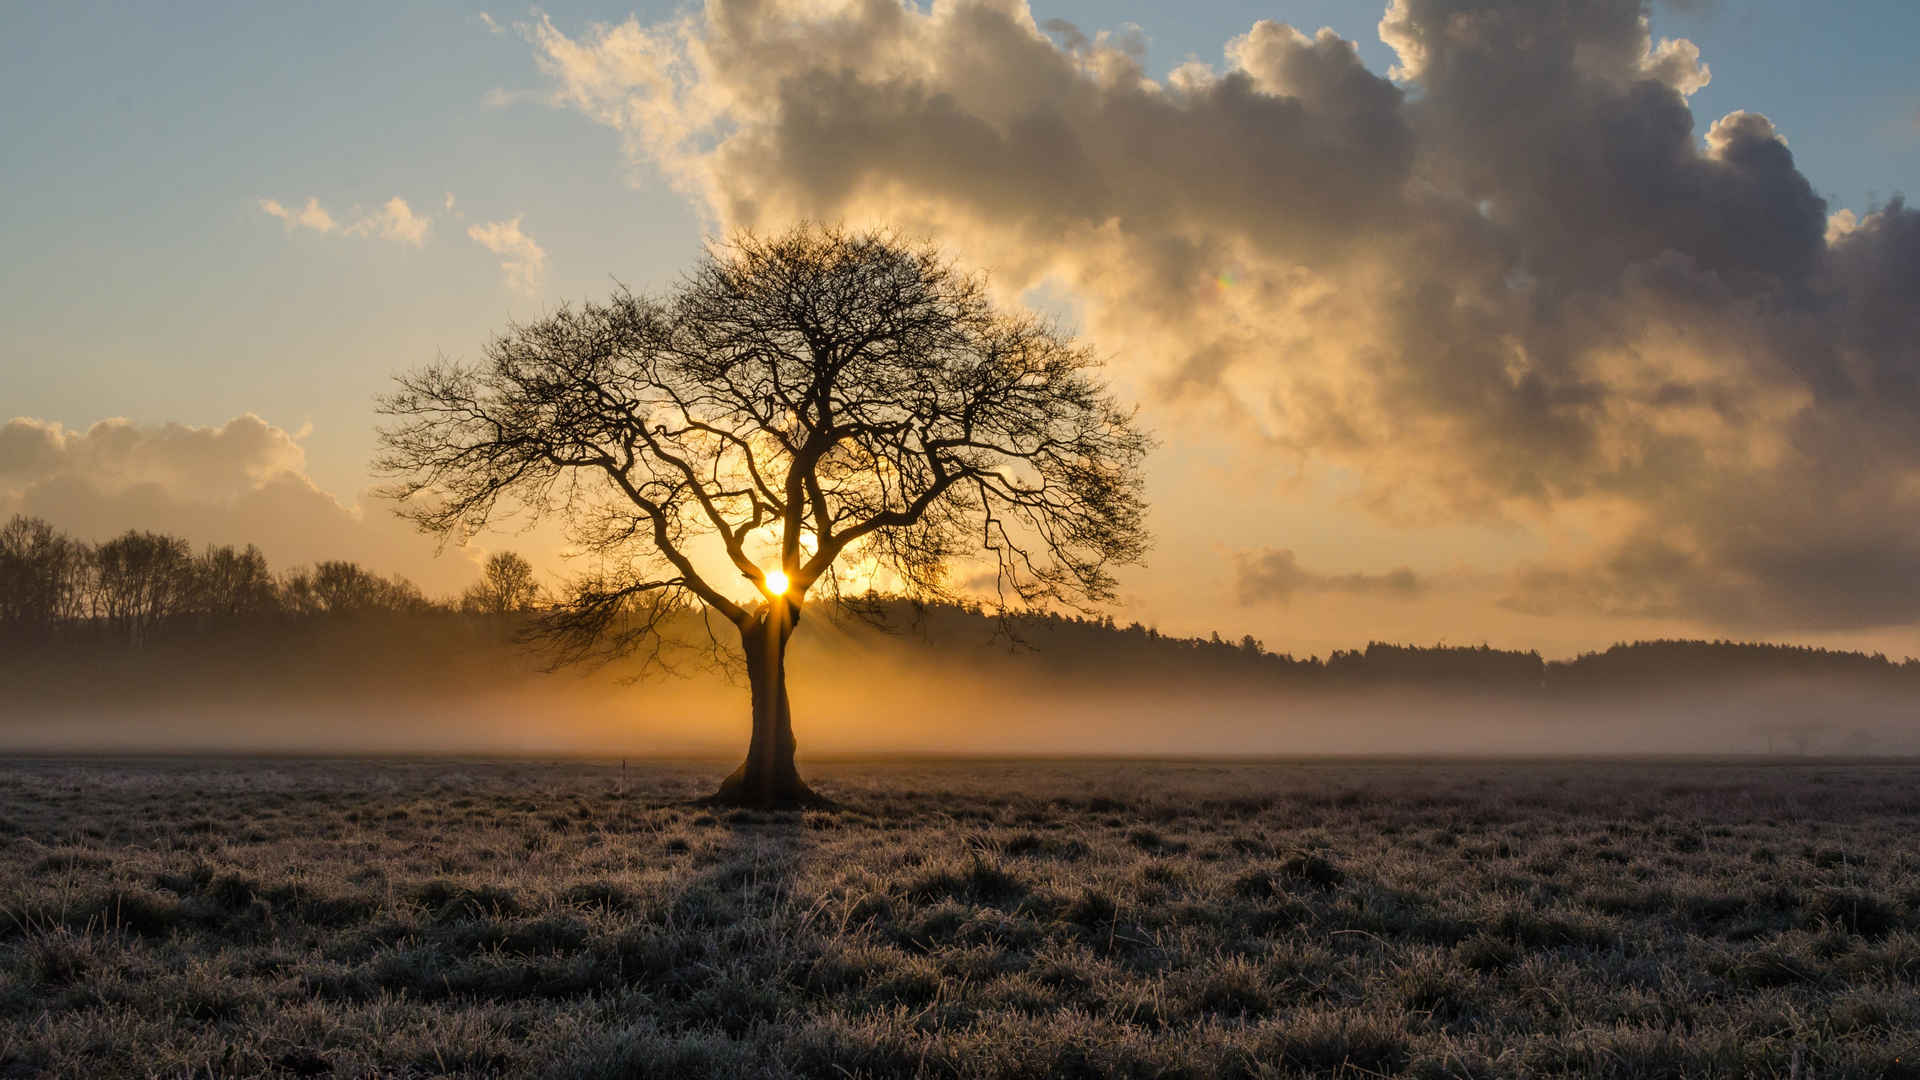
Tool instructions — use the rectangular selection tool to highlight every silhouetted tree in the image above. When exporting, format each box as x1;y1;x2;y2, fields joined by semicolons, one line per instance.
93;530;193;645
277;568;320;616
276;560;434;617
194;544;278;620
461;552;540;615
377;225;1151;806
377;575;435;615
311;560;386;614
0;515;91;636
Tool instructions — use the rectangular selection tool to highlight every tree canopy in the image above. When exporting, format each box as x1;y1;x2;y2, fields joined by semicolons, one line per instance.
378;225;1150;650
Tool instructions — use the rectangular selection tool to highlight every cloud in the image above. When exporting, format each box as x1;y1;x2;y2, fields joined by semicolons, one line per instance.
0;416;474;593
1234;548;1422;606
258;196;335;234
345;196;432;246
1039;19;1087;54
261;195;433;246
0;415;306;503
517;0;1920;633
468;216;547;294
1640;35;1710;96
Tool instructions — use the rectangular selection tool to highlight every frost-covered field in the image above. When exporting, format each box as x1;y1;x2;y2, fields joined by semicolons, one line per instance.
2;756;1917;1078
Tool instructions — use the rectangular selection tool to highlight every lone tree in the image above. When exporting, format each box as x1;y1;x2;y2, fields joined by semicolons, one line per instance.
461;551;540;615
377;226;1150;807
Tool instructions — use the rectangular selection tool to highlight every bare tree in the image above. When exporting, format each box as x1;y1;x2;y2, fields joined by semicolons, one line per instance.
310;560;387;614
377;225;1150;806
0;515;92;637
93;530;193;646
194;544;278;620
460;552;540;615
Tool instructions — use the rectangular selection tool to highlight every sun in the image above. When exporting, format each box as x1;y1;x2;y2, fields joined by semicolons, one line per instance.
763;568;790;596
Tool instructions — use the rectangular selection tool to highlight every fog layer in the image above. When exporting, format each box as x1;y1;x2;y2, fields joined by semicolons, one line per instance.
6;614;1914;758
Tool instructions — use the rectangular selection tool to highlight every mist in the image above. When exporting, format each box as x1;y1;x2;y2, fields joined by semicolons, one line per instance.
7;610;1915;759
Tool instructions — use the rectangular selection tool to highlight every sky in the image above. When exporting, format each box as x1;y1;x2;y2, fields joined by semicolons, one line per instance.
3;0;1918;660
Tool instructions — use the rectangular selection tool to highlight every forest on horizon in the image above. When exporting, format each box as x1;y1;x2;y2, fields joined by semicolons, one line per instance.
10;513;1920;702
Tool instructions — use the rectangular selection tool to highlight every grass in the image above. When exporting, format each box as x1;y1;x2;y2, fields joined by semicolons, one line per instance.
0;757;1918;1077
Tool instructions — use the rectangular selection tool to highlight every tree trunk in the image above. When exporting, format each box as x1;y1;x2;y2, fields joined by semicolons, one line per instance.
708;605;829;808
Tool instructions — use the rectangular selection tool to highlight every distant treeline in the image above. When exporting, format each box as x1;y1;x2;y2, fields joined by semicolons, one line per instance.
943;604;1920;693
0;515;534;647
7;514;1920;694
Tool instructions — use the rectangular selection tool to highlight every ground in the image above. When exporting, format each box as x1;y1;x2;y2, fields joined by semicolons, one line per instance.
1;756;1917;1078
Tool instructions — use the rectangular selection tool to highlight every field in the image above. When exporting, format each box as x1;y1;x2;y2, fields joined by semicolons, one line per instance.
2;757;1918;1078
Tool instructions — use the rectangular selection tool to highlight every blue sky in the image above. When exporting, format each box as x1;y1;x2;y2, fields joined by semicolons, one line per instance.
3;1;1918;653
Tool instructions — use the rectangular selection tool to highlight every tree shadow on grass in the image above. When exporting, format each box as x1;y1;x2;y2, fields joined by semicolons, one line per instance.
544;805;839;1077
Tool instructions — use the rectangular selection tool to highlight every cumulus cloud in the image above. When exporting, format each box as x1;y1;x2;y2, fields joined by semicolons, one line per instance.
514;0;1920;633
0;415;309;503
1640;36;1710;96
1235;548;1422;606
345;196;432;246
258;196;336;234
468;216;547;294
0;416;473;593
